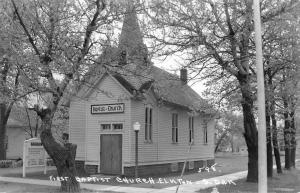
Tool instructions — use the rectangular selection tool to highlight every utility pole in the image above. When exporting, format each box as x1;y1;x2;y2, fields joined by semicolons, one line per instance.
253;0;267;192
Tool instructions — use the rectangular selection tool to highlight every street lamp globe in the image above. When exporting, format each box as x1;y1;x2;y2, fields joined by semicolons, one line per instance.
133;122;141;131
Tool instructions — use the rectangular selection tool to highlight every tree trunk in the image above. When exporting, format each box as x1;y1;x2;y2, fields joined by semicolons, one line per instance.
268;74;282;173
39;112;80;192
266;113;273;177
214;131;227;153
244;131;258;182
283;102;291;170
291;143;296;168
231;136;234;153
25;107;33;138
271;113;282;173
238;75;258;182
34;116;39;137
0;103;7;160
290;111;296;168
265;71;273;177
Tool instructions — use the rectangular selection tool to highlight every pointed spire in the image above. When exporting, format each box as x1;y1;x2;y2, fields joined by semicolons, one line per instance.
118;1;149;66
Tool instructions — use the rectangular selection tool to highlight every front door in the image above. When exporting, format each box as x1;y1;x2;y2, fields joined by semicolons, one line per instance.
100;134;122;175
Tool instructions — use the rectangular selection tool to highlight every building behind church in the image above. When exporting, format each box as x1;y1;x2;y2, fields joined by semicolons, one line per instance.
68;3;216;176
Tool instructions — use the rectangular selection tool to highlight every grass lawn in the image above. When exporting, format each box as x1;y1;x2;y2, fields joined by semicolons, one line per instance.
0;181;61;193
2;167;89;180
199;169;300;193
0;181;120;193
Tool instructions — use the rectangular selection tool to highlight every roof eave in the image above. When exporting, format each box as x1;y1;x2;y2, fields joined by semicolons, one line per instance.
161;99;217;117
161;100;193;111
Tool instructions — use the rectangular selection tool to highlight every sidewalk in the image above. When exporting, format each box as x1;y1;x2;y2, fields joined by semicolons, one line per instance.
0;159;298;193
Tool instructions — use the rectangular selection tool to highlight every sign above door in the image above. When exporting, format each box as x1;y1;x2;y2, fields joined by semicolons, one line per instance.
91;103;124;114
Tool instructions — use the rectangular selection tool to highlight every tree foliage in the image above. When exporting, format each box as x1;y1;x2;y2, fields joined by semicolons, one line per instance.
144;0;298;182
215;112;244;152
2;0;125;191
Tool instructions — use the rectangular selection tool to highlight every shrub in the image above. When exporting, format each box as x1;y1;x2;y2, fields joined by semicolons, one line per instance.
47;159;55;166
0;160;13;168
12;159;23;168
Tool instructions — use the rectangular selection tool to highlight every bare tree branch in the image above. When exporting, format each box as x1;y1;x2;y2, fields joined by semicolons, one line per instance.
60;0;107;94
11;0;41;56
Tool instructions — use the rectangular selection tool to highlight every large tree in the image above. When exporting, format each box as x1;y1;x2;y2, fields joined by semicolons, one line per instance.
0;1;27;159
280;66;299;169
145;0;297;182
263;4;300;173
5;0;122;191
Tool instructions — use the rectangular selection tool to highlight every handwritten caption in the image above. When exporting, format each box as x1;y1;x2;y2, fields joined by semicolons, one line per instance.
198;163;220;173
49;176;235;185
49;163;235;186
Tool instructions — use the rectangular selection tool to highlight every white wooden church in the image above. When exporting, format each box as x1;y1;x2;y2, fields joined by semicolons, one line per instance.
68;4;216;176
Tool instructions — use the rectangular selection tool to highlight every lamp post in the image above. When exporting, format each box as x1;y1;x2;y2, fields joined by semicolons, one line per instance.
133;122;140;178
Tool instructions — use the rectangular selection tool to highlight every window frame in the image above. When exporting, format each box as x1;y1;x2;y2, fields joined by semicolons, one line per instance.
101;124;111;130
189;116;194;144
112;123;123;130
172;113;178;143
145;106;153;142
203;120;208;144
100;122;123;131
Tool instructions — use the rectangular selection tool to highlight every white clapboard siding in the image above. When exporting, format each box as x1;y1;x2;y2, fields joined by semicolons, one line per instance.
206;118;216;157
157;107;191;161
85;75;131;165
69;99;86;160
130;93;159;163
128;97;215;166
69;73;214;166
157;107;214;162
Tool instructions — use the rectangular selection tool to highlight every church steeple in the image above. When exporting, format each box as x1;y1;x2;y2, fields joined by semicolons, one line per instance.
118;1;149;66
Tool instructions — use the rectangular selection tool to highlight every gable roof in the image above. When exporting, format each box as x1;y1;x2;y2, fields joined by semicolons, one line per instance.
63;2;215;115
113;64;215;114
74;62;215;114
